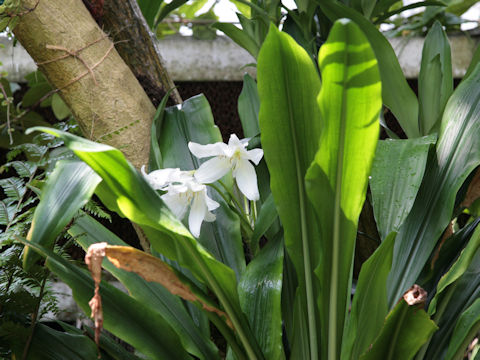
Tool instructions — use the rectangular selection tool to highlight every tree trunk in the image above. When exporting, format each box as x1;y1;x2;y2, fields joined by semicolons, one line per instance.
14;0;155;169
90;0;183;106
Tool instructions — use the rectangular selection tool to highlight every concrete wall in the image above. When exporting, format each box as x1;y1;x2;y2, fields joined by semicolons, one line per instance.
1;34;479;82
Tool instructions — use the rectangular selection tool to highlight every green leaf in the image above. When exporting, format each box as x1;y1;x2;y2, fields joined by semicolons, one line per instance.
156;0;189;26
18;238;191;360
418;217;480;294
51;93;71;121
320;1;420;138
22;83;52;107
212;22;260;58
27;127;262;360
387;63;480;306
148;91;170;172
464;44;480;81
434;224;480;300
445;298;480;360
370;135;436;240
69;213;220;360
257;23;321;358
230;0;251;16
158;94;245;280
305;19;382;360
0;177;26;201
251;193;278;255
341;232;396;360
238;233;285;360
24;323;98;360
418;21;453;135
238;74;260;139
360;298;438;360
137;0;162;28
23;160;101;270
421;236;480;359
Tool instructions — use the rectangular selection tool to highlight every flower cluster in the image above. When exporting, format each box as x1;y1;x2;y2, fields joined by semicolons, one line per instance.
142;134;263;237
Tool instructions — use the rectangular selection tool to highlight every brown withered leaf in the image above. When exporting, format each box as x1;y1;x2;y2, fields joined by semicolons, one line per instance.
85;242;107;345
85;243;233;329
461;168;480;209
403;284;427;306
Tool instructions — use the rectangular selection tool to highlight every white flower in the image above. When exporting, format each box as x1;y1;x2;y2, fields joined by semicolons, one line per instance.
188;134;264;201
141;166;219;237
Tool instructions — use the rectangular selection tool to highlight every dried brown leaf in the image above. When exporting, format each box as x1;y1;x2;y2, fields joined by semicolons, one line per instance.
403;284;427;306
85;242;233;330
85;242;107;345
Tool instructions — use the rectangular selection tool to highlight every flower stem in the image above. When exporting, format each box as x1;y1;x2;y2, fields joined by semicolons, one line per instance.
207;183;253;234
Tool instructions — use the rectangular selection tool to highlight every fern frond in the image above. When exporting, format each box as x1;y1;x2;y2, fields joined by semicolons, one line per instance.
6;147;23;161
0;200;16;226
9;161;37;178
8;206;35;229
0;177;26;201
83;199;111;221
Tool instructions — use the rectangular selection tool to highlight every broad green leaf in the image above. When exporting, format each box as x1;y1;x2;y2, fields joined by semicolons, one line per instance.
156;0;189;26
212;22;260;58
238;233;285;360
464;44;480;81
22;83;52;107
422;244;480;359
19;239;191;360
148;91;170;172
59;321;141;360
27;127;262;360
361;0;378;18
387;64;480;305
433;224;480;300
341;232;396;360
21;323;98;360
69;213;220;360
158;94;245;280
373;1;447;24
370;135;436;240
305;19;381;360
418;21;453;135
238;74;260;139
257;23;321;358
445;298;480;360
360;298;438;360
230;0;251;16
371;0;402;18
320;1;420;138
23;160;101;270
251;193;278;255
137;0;162;28
51;93;71;121
445;0;478;15
418;217;480;294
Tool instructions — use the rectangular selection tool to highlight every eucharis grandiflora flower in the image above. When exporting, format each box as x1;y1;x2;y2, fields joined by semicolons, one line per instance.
141;166;219;237
188;134;264;201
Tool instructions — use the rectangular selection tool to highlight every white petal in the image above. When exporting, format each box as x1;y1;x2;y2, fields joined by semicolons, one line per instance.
162;193;189;219
194;157;231;184
188;180;206;193
246;148;264;165
233;160;259;200
189;193;207;237
188;141;229;158
228;134;243;148
205;194;220;211
143;168;180;189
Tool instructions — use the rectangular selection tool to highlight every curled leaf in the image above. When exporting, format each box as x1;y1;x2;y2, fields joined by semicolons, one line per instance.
85;243;233;329
85;242;107;345
403;284;427;306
